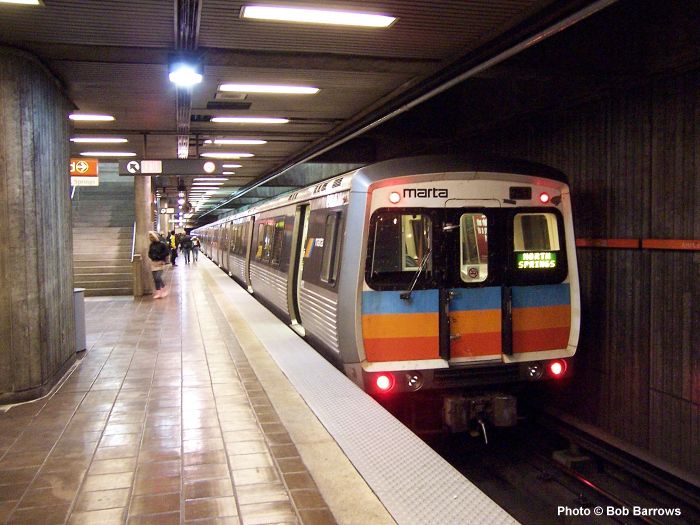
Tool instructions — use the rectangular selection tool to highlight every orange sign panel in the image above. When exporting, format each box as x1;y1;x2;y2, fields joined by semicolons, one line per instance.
70;158;99;176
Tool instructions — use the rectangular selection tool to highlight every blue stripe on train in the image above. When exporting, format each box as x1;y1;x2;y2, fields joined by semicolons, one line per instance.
362;289;438;315
449;287;501;311
512;284;570;308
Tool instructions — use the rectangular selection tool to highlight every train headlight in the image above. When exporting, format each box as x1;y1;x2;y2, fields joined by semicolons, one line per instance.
389;191;401;204
375;373;395;392
539;192;550;204
405;372;423;391
526;363;544;380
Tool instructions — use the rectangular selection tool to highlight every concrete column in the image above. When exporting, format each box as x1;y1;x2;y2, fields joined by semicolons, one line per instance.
134;175;153;295
0;47;75;403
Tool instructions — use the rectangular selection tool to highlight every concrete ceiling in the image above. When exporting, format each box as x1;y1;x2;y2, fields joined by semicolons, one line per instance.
0;0;613;223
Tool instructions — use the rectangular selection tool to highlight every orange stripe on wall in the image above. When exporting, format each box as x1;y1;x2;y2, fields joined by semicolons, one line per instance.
362;312;438;339
450;332;501;358
513;327;570;353
512;305;570;332
450;309;500;334
364;337;439;362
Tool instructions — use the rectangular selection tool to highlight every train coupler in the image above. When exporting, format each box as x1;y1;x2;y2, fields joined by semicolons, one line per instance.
442;394;517;433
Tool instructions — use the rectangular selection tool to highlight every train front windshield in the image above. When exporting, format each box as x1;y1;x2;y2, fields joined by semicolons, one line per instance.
366;207;568;289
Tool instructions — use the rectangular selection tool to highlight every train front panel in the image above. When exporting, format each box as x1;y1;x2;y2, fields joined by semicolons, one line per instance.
340;160;579;428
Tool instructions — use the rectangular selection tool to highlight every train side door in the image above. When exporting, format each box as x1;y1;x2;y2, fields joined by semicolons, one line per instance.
362;210;441;363
287;204;310;331
244;216;254;291
442;209;504;363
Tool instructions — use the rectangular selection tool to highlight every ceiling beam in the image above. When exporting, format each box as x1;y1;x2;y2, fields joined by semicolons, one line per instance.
174;0;203;158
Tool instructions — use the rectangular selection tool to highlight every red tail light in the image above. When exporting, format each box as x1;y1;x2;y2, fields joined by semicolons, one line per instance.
375;374;395;392
548;359;567;378
539;192;550;204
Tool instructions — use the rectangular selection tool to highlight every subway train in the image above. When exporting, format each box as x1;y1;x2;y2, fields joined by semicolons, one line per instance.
192;155;580;433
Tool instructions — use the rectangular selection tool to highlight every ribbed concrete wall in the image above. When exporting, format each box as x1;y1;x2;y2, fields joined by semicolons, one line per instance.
0;47;75;402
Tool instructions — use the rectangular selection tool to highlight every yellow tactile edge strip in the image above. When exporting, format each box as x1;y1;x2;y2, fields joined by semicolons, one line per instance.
201;267;395;525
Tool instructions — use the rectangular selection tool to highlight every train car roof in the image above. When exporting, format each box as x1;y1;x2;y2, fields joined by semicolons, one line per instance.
350;155;568;193
195;155;568;230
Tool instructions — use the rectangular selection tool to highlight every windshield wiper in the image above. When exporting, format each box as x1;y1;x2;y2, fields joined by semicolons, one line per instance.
400;247;432;301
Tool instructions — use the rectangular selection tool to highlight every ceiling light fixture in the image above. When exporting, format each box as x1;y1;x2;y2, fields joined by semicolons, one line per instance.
69;114;115;122
219;83;319;94
168;55;203;87
222;164;242;168
240;5;396;28
200;152;254;159
79;151;136;157
70;137;128;143
194;178;228;181
0;1;43;5
211;117;288;124
204;139;267;145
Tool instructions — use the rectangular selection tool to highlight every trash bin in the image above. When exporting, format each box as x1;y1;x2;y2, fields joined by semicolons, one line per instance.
73;287;86;352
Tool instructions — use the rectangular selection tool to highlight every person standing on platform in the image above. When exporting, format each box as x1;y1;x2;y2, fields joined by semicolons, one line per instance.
180;234;193;264
168;230;178;266
192;237;201;262
148;231;170;298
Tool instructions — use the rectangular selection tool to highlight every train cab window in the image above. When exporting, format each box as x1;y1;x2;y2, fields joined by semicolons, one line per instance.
320;213;340;284
367;211;433;289
460;213;488;283
514;213;560;252
511;212;567;283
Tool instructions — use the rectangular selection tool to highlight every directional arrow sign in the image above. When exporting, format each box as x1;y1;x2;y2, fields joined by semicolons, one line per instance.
119;159;224;176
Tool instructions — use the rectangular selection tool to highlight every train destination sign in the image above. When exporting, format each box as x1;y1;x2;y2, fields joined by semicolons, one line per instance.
517;251;557;269
118;159;224;176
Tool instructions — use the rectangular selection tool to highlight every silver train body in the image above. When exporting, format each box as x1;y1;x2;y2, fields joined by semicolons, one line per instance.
193;156;580;431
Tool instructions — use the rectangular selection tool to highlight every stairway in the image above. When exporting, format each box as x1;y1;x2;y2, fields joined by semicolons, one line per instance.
72;167;135;296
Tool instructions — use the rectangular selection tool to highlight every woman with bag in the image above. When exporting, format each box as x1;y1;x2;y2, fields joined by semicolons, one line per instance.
148;231;170;298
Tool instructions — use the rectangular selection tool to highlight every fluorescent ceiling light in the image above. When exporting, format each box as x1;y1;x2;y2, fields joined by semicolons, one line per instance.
69;114;115;122
200;152;254;159
71;137;128;143
204;139;267;145
80;151;136;157
240;5;396;28
211;117;288;124
223;164;242;168
219;83;318;95
222;171;235;175
0;1;42;5
194;178;228;181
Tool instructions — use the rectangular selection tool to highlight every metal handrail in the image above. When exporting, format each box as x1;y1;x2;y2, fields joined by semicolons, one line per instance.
130;221;136;262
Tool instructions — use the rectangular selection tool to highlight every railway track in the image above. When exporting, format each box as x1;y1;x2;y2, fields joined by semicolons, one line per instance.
430;413;699;525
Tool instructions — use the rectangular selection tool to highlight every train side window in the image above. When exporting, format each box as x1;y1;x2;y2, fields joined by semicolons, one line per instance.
460;213;488;283
271;218;285;266
367;211;433;289
255;223;269;261
320;213;340;284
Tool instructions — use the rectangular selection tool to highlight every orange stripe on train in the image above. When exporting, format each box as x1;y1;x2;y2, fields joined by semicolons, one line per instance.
364;336;439;361
512;304;571;331
450;332;501;358
513;327;570;353
362;312;438;339
450;309;500;334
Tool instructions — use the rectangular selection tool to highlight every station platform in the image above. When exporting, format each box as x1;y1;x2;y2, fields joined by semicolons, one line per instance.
0;255;516;525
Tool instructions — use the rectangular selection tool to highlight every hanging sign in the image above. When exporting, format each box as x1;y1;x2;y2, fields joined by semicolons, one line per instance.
70;158;99;186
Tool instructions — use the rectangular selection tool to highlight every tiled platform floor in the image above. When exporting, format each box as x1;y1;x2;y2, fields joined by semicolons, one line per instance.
0;262;336;524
